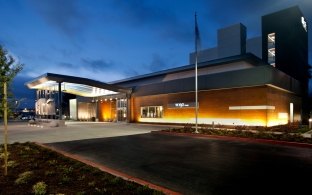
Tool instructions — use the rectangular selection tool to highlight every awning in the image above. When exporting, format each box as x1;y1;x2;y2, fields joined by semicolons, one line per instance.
25;73;131;97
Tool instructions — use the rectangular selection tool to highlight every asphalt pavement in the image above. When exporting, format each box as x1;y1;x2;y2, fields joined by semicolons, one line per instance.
47;132;312;195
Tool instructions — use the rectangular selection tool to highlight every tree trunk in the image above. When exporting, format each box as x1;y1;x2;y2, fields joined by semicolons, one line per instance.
3;81;8;175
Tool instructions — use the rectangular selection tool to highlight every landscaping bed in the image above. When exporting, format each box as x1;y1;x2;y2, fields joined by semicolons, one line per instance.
163;123;312;144
0;142;163;195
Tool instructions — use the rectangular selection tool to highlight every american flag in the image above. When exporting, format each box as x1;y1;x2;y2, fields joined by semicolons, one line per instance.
195;13;201;52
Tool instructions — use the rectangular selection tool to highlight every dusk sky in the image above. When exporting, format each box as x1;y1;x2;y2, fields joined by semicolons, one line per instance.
0;0;311;108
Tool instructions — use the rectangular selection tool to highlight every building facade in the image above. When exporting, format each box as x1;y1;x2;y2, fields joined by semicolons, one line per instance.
26;6;309;126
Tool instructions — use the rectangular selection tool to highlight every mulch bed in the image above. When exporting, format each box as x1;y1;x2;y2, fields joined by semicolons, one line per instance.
162;125;312;144
0;142;163;195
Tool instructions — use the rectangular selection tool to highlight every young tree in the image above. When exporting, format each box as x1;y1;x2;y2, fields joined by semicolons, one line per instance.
0;45;23;175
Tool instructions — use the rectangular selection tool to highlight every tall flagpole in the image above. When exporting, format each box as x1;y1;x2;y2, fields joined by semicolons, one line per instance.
195;12;199;133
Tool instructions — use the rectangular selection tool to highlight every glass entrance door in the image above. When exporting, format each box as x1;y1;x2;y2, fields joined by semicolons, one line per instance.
117;99;127;122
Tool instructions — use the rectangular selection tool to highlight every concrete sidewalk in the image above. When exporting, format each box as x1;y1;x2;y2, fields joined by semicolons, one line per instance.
0;121;171;144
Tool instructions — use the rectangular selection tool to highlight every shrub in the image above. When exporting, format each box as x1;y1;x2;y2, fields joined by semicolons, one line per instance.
295;125;310;133
183;123;193;132
165;123;312;144
152;191;165;195
23;146;31;151
0;151;10;159
95;187;108;193
72;161;83;169
81;166;94;173
78;175;85;181
2;160;18;168
88;181;96;187
32;181;47;195
136;185;151;194
31;162;39;169
60;166;73;175
15;171;33;185
110;177;122;185
59;175;71;185
44;170;55;176
48;159;58;165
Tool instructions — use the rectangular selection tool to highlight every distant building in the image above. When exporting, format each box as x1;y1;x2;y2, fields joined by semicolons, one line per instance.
26;6;310;126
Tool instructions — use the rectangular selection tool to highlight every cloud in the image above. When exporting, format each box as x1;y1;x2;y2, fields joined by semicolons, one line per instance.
29;0;87;37
81;58;114;72
147;54;168;72
123;69;140;77
22;57;126;83
59;62;77;69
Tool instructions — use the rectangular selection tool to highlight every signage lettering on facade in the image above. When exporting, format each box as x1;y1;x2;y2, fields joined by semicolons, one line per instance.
168;102;196;108
175;103;189;108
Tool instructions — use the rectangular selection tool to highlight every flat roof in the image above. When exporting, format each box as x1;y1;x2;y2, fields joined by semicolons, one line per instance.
25;73;130;97
131;65;301;97
111;53;266;85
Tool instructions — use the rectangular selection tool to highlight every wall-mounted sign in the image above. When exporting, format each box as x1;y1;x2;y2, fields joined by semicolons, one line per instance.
301;17;307;32
168;102;197;108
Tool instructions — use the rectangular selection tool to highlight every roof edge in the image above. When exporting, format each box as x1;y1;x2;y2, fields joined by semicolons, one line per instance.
111;53;266;85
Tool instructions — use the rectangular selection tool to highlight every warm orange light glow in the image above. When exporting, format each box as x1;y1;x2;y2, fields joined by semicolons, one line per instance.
138;117;267;126
138;117;290;127
77;102;96;120
133;85;301;127
99;100;116;121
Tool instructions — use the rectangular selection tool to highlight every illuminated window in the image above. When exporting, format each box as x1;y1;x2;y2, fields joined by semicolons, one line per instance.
267;33;275;67
140;106;163;118
301;17;307;32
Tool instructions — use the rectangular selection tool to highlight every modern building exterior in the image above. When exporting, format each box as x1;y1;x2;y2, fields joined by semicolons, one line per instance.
26;6;309;126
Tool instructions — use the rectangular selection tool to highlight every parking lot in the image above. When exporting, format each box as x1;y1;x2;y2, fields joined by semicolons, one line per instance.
47;132;312;195
1;121;312;194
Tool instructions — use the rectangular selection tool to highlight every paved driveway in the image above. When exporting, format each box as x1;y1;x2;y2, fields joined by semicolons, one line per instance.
47;133;312;195
0;121;171;144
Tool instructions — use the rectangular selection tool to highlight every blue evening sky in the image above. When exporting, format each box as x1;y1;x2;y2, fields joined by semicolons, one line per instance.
0;0;311;108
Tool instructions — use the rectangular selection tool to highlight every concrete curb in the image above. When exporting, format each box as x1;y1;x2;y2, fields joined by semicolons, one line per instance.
153;131;312;149
35;142;180;195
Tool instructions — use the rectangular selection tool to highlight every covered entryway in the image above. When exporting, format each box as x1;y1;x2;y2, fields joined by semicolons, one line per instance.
25;73;131;122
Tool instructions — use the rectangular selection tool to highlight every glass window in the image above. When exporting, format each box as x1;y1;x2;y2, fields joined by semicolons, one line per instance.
267;33;275;67
140;106;163;118
117;99;127;108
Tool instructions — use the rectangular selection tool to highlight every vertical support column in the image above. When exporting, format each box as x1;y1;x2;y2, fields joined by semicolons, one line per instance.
95;99;99;122
58;82;62;120
126;93;131;123
290;103;294;123
116;98;118;122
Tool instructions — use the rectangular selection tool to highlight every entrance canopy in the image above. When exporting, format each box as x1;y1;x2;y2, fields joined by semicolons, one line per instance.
25;73;130;97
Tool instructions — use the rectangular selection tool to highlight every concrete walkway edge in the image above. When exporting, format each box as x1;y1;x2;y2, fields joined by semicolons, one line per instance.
153;131;312;149
35;142;181;195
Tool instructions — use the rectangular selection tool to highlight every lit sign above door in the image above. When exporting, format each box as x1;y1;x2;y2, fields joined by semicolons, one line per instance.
301;17;307;32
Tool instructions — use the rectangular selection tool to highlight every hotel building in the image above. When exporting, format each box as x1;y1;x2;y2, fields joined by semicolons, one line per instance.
26;6;310;126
